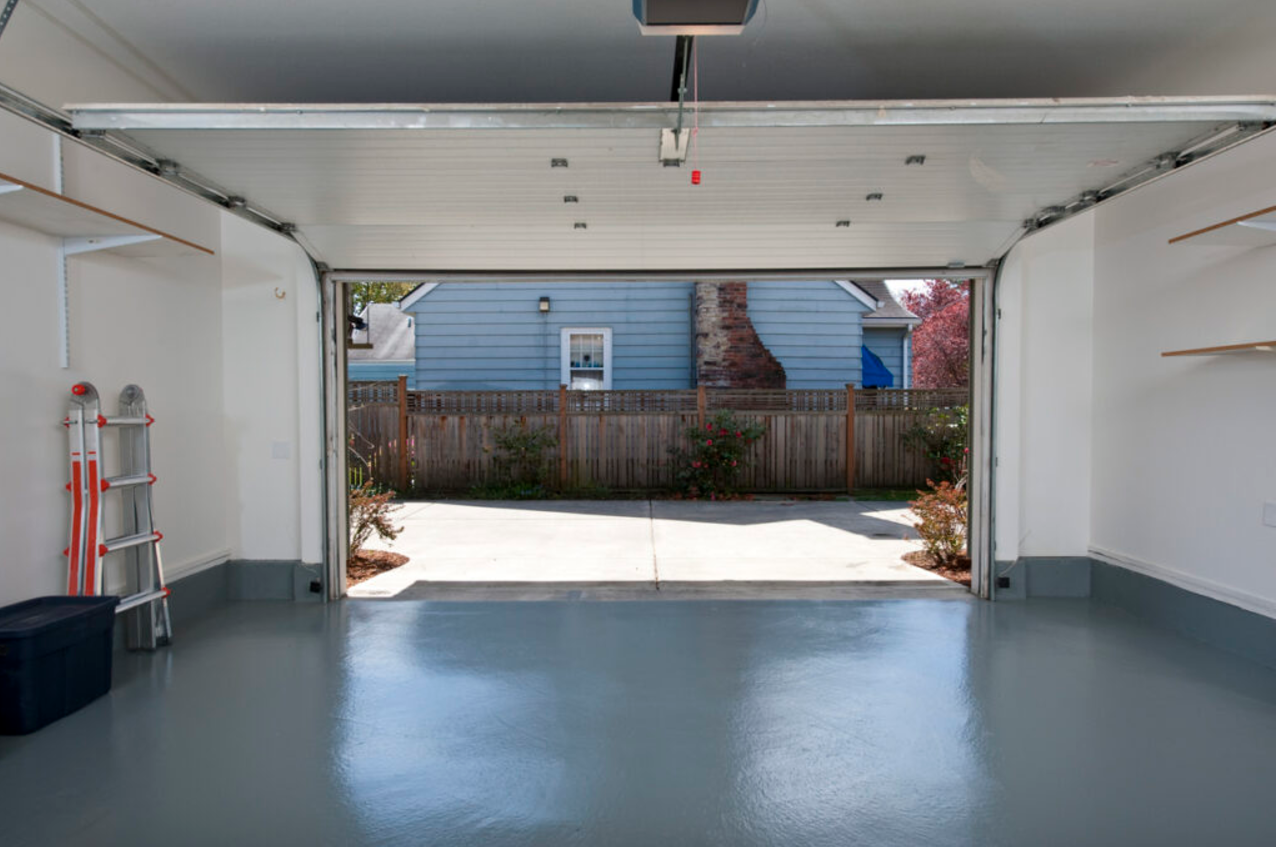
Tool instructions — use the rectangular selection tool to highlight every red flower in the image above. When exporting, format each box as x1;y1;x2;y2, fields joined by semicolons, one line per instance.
940;457;952;465
730;460;738;467
963;447;970;454
706;439;713;446
692;461;701;468
719;429;728;435
706;423;713;431
735;431;742;437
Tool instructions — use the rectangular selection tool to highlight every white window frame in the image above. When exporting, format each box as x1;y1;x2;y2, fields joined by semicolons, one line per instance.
560;327;613;390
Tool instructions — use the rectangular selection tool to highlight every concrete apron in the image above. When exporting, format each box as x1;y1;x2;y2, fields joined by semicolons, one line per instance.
350;499;965;600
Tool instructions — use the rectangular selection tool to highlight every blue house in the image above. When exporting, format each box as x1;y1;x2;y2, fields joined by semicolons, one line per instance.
350;280;918;391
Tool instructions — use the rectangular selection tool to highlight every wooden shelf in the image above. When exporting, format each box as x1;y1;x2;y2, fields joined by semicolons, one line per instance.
0;171;214;258
1162;341;1276;357
1169;205;1276;248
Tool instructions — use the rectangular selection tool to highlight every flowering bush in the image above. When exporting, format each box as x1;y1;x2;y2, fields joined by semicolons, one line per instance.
908;478;967;564
348;481;403;560
674;411;766;498
901;404;968;482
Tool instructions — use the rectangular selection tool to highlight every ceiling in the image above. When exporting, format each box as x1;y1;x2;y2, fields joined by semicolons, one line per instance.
67;100;1276;271
15;0;1276;104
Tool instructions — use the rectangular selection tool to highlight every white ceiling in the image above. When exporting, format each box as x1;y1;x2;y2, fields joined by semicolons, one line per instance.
16;0;1276;104
70;100;1276;271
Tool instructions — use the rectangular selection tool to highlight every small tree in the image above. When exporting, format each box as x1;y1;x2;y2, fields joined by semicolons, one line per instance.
909;479;967;564
674;411;766;498
901;405;969;482
348;481;403;560
490;423;557;487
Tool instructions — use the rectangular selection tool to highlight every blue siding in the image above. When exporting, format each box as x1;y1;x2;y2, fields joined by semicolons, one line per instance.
748;281;871;388
348;362;415;388
408;282;694;389
863;327;909;388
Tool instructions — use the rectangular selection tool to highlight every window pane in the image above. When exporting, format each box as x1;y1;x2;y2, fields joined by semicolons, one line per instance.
569;333;604;368
570;370;604;390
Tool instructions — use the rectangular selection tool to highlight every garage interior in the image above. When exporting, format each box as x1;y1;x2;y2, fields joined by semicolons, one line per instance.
2;1;1276;844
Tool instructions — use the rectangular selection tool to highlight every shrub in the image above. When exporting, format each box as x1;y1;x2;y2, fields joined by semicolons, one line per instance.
489;423;557;487
909;478;967;564
901;405;969;482
348;481;403;560
674;410;766;498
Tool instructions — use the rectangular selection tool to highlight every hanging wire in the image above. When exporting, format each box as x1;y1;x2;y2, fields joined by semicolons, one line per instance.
692;37;700;172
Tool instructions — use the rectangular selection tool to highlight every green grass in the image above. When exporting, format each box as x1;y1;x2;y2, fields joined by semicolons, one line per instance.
851;488;918;502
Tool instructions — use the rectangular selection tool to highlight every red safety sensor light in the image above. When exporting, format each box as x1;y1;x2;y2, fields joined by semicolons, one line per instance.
71;384;86;396
691;170;701;185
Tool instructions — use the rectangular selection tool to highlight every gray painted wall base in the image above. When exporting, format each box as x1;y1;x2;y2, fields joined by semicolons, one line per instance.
112;559;323;652
995;556;1092;599
997;555;1276;672
1091;560;1276;672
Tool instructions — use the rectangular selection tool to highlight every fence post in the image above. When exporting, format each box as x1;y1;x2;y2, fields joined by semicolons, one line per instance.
397;374;409;492
697;384;707;428
845;383;856;493
558;384;568;490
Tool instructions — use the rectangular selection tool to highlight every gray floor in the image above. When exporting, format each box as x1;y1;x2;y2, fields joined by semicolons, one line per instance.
4;598;1276;846
352;499;948;597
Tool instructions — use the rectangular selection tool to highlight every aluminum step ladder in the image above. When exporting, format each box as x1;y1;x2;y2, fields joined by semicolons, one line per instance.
64;382;172;649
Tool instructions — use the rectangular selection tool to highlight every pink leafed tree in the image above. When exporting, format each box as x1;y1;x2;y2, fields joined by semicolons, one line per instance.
901;280;970;388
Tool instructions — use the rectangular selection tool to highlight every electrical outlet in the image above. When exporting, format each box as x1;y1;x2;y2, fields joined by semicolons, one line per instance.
1264;502;1276;529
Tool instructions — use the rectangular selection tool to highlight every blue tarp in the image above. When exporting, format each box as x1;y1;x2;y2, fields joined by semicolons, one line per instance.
861;345;894;388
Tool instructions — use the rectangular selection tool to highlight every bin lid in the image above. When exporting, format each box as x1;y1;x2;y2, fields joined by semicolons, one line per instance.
0;596;119;639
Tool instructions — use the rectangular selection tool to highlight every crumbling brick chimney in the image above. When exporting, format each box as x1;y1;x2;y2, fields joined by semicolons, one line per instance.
694;282;786;388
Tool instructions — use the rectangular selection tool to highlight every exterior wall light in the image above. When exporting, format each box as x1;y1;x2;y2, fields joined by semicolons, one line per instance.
539;296;551;313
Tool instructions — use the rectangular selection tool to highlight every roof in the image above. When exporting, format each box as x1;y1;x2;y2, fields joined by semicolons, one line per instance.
855;280;920;324
349;303;415;361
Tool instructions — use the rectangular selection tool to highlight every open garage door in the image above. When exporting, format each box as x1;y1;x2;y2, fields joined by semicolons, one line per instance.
60;97;1276;598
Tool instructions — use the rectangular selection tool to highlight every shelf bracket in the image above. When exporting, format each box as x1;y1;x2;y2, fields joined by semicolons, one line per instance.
58;234;163;368
64;234;162;255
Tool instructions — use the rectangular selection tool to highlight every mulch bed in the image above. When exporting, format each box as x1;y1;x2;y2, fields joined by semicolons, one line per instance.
902;550;972;587
347;550;409;588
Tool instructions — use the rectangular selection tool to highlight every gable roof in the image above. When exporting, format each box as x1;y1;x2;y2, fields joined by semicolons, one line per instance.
398;282;439;310
349;303;415;361
854;280;921;324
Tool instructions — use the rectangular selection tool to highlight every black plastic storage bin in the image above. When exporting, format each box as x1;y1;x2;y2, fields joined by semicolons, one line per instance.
0;596;119;734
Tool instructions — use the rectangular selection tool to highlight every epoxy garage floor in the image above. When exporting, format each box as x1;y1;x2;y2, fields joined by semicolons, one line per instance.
351;499;954;598
3;598;1276;845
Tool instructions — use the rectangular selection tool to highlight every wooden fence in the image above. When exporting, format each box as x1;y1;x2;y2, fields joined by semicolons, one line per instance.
347;378;967;494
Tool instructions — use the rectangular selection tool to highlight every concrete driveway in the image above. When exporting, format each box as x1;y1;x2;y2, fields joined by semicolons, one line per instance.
350;499;962;598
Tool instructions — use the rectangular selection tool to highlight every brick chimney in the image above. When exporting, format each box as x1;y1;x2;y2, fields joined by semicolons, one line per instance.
694;282;786;388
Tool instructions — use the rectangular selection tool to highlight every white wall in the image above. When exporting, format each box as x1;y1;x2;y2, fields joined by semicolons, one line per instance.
1089;130;1276;616
220;214;323;565
996;128;1276;617
0;113;324;606
994;214;1095;563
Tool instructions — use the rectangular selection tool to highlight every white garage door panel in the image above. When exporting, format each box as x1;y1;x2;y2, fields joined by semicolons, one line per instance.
67;100;1276;270
299;222;1017;270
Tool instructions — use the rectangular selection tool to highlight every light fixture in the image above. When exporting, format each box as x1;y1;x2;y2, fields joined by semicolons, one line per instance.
539;296;551;313
551;158;569;168
574;222;588;230
835;220;851;228
564;195;579;203
905;154;926;166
